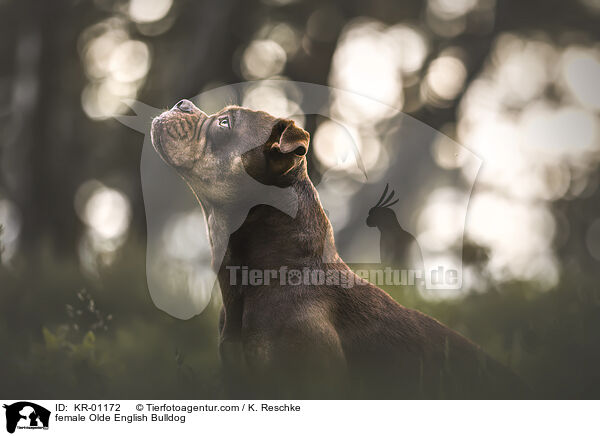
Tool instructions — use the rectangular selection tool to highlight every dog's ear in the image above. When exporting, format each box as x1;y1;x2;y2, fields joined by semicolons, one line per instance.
244;119;310;183
263;120;309;176
270;120;309;157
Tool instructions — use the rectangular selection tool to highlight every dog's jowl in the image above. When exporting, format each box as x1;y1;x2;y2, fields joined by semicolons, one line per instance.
151;100;528;398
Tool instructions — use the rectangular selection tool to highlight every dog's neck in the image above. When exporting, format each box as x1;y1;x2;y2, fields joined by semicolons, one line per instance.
202;174;340;308
205;175;339;272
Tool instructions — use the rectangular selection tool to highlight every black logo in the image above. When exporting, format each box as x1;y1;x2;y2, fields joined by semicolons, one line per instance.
3;402;50;434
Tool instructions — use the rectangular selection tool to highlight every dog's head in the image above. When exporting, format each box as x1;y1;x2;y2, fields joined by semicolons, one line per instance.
150;100;309;205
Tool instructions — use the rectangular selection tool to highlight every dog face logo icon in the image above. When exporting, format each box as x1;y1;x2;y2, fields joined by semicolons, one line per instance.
3;402;50;434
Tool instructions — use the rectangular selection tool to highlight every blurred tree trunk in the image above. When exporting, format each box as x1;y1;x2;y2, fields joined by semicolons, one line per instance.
1;0;90;260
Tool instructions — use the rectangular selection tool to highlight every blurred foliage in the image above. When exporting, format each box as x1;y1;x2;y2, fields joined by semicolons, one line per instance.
2;240;600;398
0;0;599;399
0;240;224;398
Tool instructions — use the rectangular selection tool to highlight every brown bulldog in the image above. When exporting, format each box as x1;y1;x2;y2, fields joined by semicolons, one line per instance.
151;99;528;398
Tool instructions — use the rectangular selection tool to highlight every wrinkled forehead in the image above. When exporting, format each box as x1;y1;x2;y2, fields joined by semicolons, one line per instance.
215;105;278;124
215;105;280;151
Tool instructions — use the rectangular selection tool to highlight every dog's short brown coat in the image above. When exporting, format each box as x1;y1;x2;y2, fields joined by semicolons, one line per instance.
151;101;528;398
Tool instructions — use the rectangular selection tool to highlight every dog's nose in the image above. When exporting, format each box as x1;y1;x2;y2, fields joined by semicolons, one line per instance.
173;99;195;113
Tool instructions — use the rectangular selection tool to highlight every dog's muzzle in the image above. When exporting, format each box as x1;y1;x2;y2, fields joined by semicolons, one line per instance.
150;100;207;162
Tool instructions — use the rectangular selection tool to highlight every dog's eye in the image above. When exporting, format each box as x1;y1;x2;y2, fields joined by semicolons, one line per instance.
218;117;230;128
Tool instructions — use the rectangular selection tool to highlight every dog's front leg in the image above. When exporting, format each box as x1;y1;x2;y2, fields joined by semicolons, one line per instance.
218;338;245;373
218;305;248;397
241;320;349;398
218;306;244;369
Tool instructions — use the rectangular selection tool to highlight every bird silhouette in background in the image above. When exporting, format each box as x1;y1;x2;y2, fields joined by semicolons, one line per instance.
366;184;424;273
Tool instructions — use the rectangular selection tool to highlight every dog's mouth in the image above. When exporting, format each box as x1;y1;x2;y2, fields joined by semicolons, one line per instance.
150;109;206;168
150;116;168;157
